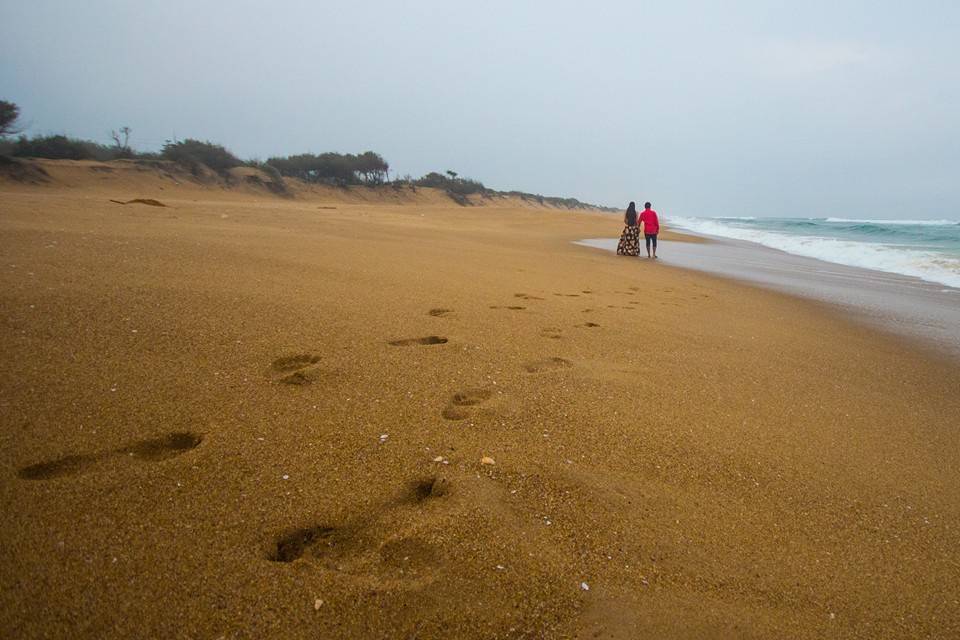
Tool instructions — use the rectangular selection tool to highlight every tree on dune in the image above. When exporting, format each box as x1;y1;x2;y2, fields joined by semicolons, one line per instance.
0;100;21;137
265;151;388;186
110;126;133;158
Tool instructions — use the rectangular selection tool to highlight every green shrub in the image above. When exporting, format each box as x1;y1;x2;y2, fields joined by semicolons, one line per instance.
413;171;486;204
0;100;20;137
12;134;113;160
266;151;388;185
161;139;241;173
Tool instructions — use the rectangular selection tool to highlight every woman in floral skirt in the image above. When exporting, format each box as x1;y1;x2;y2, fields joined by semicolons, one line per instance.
616;201;640;256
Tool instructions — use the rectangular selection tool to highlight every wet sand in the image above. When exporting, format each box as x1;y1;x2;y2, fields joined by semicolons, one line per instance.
578;236;960;359
1;165;960;638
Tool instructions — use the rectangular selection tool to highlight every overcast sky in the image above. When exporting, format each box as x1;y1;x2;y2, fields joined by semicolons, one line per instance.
2;0;958;217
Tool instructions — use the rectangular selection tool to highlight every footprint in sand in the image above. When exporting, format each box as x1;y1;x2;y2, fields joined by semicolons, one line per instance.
269;353;322;385
523;357;573;373
17;431;203;480
579;322;601;328
514;293;544;301
441;388;493;421
553;293;581;298
428;308;453;317
266;477;447;584
489;305;526;311
540;327;563;340
388;336;448;346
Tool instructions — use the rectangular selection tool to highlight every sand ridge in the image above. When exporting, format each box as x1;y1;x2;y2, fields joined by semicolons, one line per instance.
1;169;959;638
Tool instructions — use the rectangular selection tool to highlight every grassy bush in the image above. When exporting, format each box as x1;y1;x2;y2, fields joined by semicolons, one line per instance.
12;134;116;161
161;139;241;174
266;151;388;186
0;100;20;137
414;171;486;204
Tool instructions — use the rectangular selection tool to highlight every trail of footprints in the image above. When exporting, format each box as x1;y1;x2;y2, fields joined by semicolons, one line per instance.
265;303;581;580
17;431;202;481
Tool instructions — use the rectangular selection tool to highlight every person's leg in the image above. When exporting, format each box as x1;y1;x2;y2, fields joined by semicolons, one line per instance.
652;233;658;258
644;234;652;257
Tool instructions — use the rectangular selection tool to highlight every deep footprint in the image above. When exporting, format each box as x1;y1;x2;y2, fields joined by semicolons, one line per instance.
268;477;450;564
388;336;448;346
117;431;203;461
409;475;450;502
524;357;573;373
442;388;492;420
451;389;493;406
269;525;337;563
17;453;101;480
428;308;453;317
17;431;203;480
278;370;318;386
271;354;321;372
441;406;470;421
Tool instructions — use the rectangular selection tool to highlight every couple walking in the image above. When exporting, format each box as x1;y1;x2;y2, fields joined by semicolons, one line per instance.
616;201;660;258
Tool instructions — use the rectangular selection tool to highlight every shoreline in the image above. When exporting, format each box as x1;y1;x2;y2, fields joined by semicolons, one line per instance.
576;235;960;361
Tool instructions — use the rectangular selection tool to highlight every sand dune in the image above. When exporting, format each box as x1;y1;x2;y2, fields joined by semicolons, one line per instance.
1;162;958;638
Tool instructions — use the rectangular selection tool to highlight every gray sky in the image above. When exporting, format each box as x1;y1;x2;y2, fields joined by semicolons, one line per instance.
2;0;958;218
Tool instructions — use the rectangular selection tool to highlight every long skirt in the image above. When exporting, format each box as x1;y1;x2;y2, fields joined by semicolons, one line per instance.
616;225;640;256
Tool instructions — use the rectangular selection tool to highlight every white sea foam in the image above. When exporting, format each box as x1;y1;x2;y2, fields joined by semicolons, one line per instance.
670;217;960;289
823;217;959;226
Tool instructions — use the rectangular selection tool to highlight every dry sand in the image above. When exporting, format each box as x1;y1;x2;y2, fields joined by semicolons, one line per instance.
1;160;959;638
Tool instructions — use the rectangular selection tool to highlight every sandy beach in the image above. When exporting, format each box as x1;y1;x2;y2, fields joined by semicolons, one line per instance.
2;160;959;639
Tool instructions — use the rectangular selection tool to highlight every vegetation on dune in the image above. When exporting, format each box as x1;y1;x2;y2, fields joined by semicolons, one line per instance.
161;139;242;174
11;134;120;161
241;160;292;197
0;98;613;209
265;151;388;186
501;190;617;211
410;171;487;205
0;100;20;137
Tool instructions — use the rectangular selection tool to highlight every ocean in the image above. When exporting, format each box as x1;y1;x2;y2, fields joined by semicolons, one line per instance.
668;216;960;290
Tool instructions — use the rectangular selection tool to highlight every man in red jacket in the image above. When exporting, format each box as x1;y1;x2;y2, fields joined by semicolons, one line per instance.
639;202;660;259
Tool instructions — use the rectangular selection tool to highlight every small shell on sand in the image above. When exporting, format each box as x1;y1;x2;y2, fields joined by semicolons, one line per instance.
481;456;495;465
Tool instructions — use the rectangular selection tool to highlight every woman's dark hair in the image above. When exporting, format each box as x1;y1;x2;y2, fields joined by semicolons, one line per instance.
626;202;637;215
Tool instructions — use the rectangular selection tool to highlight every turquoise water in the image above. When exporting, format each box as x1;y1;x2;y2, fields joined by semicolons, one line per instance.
669;216;960;289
